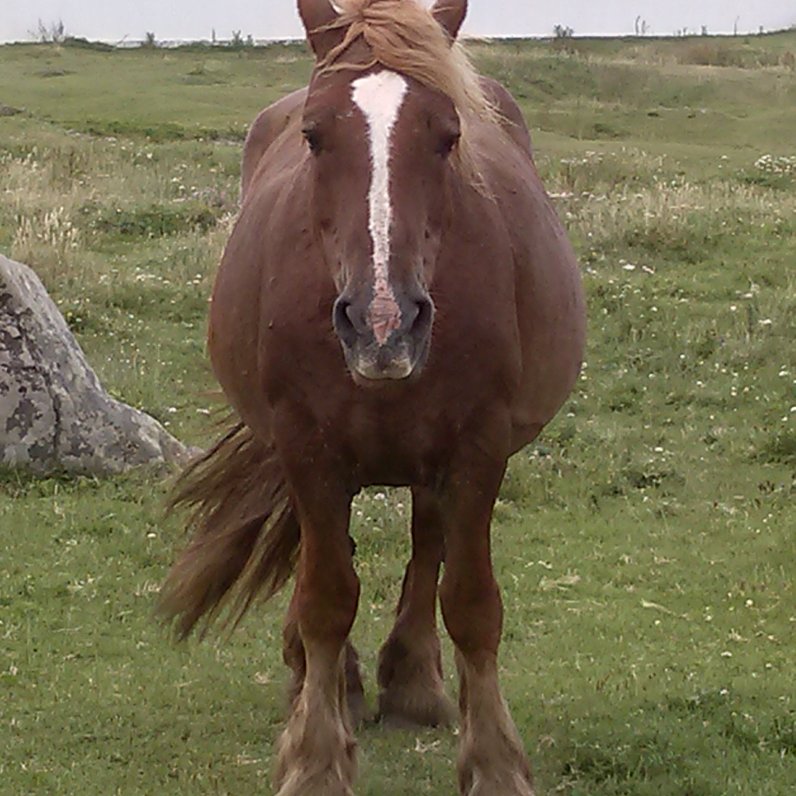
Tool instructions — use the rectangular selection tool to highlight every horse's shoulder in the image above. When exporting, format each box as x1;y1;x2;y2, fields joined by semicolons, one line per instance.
478;76;533;155
241;87;308;202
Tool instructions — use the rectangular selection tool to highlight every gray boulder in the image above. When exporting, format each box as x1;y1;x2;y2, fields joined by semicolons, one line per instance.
0;254;193;475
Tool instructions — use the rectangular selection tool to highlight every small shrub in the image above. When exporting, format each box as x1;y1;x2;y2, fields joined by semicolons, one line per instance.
32;18;67;44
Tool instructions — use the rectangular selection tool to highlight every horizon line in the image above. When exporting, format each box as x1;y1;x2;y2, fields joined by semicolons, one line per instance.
1;25;794;46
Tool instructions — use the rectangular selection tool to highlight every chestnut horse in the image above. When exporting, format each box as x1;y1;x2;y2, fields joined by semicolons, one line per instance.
160;1;585;794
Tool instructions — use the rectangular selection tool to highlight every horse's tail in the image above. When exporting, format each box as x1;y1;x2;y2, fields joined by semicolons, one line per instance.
158;419;299;640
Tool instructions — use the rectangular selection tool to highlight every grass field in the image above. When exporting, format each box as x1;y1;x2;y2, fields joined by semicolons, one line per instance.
1;30;795;796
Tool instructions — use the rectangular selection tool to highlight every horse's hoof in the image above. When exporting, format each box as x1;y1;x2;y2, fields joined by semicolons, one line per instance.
275;745;357;796
461;774;535;796
275;771;355;796
377;632;455;728
457;739;535;796
377;682;456;728
458;757;535;796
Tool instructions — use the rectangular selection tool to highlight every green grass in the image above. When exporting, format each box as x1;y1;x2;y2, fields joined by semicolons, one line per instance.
1;31;795;795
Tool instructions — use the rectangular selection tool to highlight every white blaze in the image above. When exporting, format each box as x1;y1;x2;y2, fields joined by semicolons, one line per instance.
351;71;409;344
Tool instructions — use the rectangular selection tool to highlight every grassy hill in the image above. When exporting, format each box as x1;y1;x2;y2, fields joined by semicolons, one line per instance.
1;31;794;796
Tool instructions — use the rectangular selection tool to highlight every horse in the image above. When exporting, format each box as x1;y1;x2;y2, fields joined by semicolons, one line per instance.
159;1;586;794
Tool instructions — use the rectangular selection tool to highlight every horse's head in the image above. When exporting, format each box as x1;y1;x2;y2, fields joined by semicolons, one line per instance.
298;0;469;383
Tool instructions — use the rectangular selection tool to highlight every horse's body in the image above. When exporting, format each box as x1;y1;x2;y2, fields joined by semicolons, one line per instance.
216;83;581;480
162;2;585;794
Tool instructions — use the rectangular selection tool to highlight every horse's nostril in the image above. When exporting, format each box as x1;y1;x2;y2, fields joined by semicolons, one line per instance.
335;292;433;349
333;297;359;347
410;296;434;335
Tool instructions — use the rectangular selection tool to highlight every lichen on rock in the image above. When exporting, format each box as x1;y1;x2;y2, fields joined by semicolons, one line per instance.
0;254;195;475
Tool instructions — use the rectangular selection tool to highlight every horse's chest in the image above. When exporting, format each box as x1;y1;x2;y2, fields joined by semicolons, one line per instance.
341;402;453;487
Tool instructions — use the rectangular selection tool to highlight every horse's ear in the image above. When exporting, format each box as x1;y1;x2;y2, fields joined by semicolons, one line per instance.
432;0;468;41
298;0;344;60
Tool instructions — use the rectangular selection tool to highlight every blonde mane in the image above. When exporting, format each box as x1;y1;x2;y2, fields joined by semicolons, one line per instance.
315;0;501;188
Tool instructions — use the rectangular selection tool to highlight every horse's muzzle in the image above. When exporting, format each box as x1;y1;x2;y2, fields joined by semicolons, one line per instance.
332;288;434;382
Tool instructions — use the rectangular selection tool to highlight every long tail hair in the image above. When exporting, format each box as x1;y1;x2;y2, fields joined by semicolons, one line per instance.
158;419;299;639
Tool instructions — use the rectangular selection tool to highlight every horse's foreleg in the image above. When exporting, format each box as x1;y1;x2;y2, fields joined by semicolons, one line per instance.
283;586;367;726
439;452;535;796
274;474;359;796
377;485;455;727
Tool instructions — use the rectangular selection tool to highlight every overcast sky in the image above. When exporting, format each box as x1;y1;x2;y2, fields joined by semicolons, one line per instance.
2;0;794;42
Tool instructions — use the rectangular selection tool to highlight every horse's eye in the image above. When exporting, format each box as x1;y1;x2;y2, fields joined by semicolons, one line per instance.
437;130;461;157
302;125;322;154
